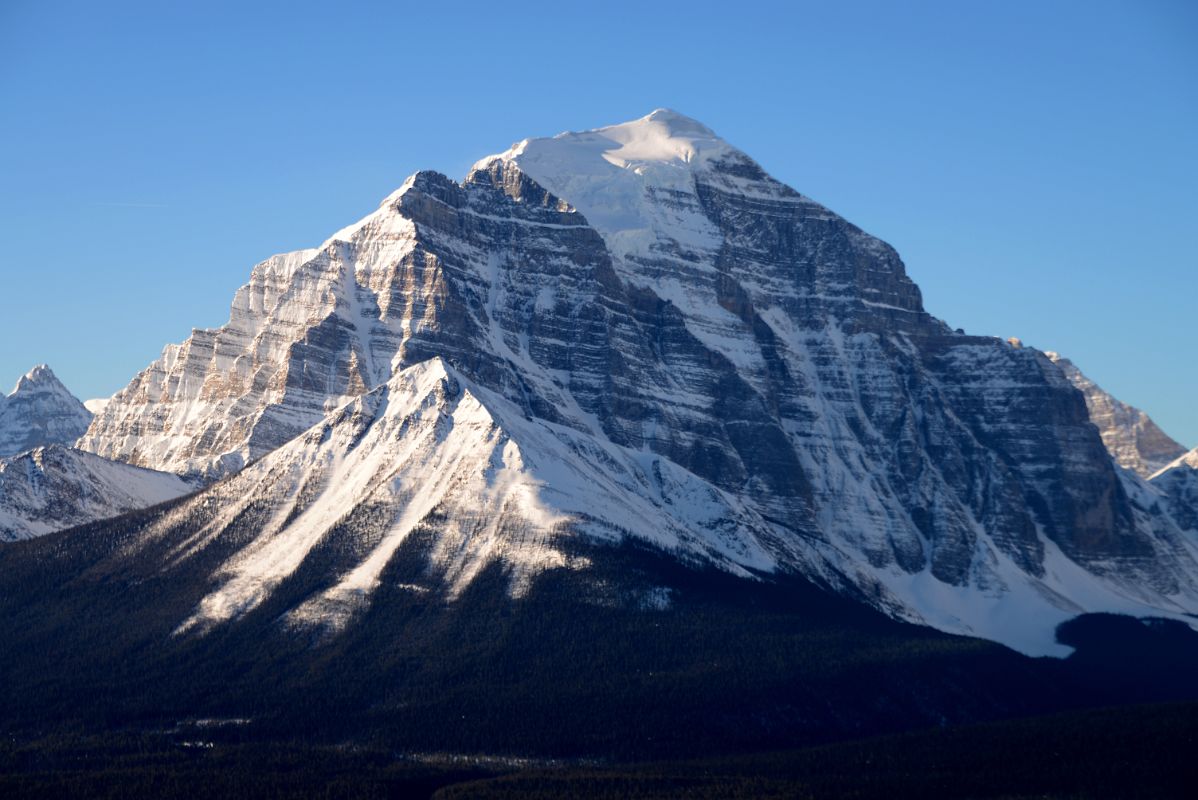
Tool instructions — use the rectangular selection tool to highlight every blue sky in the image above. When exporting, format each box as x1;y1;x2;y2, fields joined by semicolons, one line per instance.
1;0;1195;446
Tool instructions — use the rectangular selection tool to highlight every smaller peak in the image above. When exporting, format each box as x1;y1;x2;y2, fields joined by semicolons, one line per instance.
378;173;421;207
379;357;468;410
470;140;528;173
391;355;459;386
11;364;67;395
405;170;459;194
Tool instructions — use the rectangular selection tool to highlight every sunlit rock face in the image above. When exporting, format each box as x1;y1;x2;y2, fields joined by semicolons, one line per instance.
1046;351;1187;479
77;110;1198;655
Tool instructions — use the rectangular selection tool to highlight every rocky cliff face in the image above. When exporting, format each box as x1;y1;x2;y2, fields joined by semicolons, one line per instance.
1046;352;1187;478
0;365;93;457
77;110;1198;654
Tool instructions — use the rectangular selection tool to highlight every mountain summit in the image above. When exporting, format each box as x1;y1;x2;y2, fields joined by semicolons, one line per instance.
74;112;1198;655
0;364;93;456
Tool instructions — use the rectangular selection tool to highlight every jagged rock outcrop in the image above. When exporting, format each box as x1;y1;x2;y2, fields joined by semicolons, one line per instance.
0;365;93;457
0;444;193;541
76;110;1198;654
1046;351;1187;478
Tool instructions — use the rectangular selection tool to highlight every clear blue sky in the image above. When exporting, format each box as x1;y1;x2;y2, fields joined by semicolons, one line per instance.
2;1;1195;446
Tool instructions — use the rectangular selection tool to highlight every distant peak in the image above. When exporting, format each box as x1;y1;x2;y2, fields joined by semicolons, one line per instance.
11;364;67;395
387;356;463;396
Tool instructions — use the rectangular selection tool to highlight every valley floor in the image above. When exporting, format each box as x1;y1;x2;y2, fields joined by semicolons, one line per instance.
1;702;1194;799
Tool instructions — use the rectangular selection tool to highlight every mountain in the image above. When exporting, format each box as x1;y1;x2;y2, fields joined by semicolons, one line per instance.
6;109;1198;774
0;444;193;541
1046;351;1187;478
73;110;1198;656
0;365;93;457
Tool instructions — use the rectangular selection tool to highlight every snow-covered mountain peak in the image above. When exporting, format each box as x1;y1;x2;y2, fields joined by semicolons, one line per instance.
75;111;1198;655
641;107;718;132
473;109;826;305
581;107;726;169
471;110;759;255
12;363;64;394
162;355;570;635
0;364;93;457
321;172;421;246
477;108;729;176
